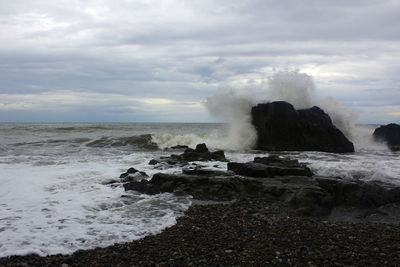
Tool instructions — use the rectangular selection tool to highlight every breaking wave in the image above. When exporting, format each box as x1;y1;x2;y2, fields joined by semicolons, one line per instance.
10;135;159;153
150;130;243;151
86;134;158;150
205;69;377;151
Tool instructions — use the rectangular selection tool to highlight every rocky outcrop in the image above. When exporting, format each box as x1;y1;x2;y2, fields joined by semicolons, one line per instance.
123;173;267;201
373;123;400;151
170;145;190;150
316;177;400;208
251;101;354;153
227;156;313;178
149;143;227;166
123;153;400;217
119;167;148;183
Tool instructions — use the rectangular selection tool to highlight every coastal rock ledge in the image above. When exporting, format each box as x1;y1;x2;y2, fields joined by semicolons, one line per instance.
123;152;400;218
251;101;354;153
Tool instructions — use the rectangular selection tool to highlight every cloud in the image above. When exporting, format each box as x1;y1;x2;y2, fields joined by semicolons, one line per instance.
0;0;399;122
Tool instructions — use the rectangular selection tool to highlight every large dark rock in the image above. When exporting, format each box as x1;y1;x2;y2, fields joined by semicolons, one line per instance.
373;123;400;151
251;101;354;153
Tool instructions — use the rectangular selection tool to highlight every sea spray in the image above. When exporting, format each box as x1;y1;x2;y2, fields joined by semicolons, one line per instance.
267;70;315;109
318;97;358;143
152;70;362;151
205;88;258;150
205;69;364;149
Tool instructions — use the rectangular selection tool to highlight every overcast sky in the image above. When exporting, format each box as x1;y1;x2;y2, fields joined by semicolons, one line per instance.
0;0;399;123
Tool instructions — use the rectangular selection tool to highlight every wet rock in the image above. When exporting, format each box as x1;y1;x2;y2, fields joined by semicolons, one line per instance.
170;145;190;150
149;159;160;165
316;177;400;208
182;167;234;176
125;170;332;214
194;143;208;153
182;144;226;161
373;123;400;151
123;173;266;201
149;143;227;166
251;101;354;153
228;156;313;177
119;167;148;183
253;155;303;167
125;155;400;218
287;188;332;216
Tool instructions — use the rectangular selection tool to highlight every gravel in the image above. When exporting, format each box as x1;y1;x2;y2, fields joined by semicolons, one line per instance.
1;197;400;266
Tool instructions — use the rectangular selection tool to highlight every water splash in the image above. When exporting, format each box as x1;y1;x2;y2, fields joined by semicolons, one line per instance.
205;69;369;150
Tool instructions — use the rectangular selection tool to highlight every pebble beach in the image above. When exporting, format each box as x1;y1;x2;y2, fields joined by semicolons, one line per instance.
1;197;400;266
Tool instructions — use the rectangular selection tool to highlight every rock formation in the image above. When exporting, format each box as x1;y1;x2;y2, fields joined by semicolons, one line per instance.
121;149;400;217
149;143;227;166
251;101;354;153
373;123;400;151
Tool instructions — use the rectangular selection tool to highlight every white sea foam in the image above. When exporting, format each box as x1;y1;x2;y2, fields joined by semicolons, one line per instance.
291;149;400;185
0;147;191;257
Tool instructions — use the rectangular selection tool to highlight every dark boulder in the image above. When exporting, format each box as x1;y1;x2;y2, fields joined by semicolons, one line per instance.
182;166;234;176
148;143;227;166
193;143;208;153
228;156;313;178
123;173;266;201
287;188;333;216
253;155;302;167
372;123;400;151
119;167;148;183
182;143;226;161
170;145;190;150
149;159;160;165
251;101;354;153
316;177;400;208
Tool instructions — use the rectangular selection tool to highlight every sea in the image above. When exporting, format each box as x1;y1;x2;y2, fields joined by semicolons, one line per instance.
0;122;399;257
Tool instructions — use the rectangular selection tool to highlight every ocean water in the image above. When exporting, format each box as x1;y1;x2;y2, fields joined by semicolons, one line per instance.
0;122;399;257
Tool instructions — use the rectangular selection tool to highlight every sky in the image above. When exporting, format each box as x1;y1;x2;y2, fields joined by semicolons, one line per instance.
0;0;399;123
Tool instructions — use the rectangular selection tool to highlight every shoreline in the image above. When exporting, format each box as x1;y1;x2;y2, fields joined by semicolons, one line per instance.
1;197;400;266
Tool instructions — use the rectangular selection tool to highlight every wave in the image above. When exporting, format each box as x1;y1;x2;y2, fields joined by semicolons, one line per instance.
52;126;113;132
10;135;159;151
150;129;256;151
13;138;91;147
86;134;159;150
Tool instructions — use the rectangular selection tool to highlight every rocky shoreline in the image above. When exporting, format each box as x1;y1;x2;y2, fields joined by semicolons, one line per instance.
2;144;400;266
123;144;400;219
1;197;400;266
